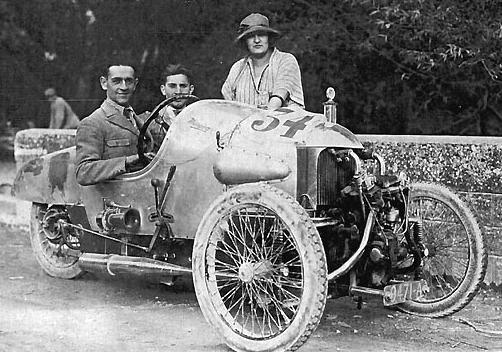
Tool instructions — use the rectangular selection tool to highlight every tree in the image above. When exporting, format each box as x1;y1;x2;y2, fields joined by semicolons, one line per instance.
367;0;502;135
2;0;502;135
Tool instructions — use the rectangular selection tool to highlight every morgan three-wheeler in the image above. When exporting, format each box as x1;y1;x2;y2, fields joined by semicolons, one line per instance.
13;92;487;352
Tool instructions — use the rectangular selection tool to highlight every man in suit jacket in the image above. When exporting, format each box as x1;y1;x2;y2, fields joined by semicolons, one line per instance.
76;64;149;186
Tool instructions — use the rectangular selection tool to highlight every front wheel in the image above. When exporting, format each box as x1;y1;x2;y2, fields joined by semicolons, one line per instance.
192;184;327;352
30;203;83;279
398;182;487;317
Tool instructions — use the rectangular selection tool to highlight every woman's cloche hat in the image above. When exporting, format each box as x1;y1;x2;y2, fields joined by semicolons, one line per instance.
235;13;281;43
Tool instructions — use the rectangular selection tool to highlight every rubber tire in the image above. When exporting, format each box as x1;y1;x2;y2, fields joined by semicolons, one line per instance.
30;203;83;279
398;182;487;317
192;184;328;352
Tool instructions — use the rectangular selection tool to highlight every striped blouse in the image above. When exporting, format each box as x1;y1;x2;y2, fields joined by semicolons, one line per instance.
221;48;304;108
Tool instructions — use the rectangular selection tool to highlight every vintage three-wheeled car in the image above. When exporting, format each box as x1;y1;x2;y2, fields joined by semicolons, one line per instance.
13;94;487;352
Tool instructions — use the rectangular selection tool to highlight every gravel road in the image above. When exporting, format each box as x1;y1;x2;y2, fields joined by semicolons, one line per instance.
0;222;501;352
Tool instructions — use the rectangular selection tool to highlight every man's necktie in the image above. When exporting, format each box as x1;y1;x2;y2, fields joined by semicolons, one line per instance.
124;107;138;129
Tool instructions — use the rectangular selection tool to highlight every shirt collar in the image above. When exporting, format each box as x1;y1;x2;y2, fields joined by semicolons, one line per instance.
102;98;134;117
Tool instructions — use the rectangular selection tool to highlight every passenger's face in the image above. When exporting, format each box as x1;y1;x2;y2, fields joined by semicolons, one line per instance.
100;65;137;106
246;33;270;57
160;74;194;109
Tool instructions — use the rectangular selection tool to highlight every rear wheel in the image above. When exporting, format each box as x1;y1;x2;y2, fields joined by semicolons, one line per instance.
30;203;83;279
193;184;327;352
398;182;487;317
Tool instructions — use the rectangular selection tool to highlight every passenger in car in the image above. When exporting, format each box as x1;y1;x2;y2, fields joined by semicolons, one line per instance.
149;64;195;151
221;13;304;110
75;63;153;186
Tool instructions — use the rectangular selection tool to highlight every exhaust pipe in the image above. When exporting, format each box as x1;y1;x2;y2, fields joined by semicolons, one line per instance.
327;210;374;281
78;253;192;283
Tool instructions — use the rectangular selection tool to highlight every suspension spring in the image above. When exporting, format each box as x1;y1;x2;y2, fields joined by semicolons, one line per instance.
413;221;423;245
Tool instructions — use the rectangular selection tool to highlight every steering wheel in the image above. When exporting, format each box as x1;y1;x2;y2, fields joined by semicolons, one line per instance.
137;94;199;165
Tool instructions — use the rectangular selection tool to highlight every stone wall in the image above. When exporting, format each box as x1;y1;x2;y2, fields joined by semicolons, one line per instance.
14;128;76;168
359;134;502;285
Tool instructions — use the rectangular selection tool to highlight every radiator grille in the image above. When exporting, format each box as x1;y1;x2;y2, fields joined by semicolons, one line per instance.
317;149;355;206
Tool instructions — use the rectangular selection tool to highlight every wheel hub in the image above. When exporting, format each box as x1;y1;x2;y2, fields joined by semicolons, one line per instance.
40;209;81;250
41;209;65;241
238;260;274;283
423;244;434;257
238;262;255;283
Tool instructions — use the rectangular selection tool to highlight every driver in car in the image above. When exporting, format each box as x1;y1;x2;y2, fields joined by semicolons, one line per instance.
149;64;195;151
76;63;152;186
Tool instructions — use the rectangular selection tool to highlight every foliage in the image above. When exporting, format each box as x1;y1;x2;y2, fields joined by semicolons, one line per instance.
1;0;502;135
367;0;502;134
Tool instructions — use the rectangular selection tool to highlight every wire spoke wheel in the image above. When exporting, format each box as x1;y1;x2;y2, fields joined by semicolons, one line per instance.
207;205;302;339
193;184;327;352
411;197;469;301
397;183;487;317
30;203;83;279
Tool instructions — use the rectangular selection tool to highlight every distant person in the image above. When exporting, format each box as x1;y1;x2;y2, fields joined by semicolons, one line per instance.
75;64;153;186
44;88;80;129
221;13;304;110
150;64;195;150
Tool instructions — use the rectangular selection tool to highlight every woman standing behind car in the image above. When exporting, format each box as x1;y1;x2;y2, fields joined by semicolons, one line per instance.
221;13;304;110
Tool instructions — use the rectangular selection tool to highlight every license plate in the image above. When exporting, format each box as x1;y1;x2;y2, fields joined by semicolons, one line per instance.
383;280;428;306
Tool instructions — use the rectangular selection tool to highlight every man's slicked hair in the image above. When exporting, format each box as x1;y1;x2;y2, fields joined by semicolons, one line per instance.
102;64;137;78
161;64;193;84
